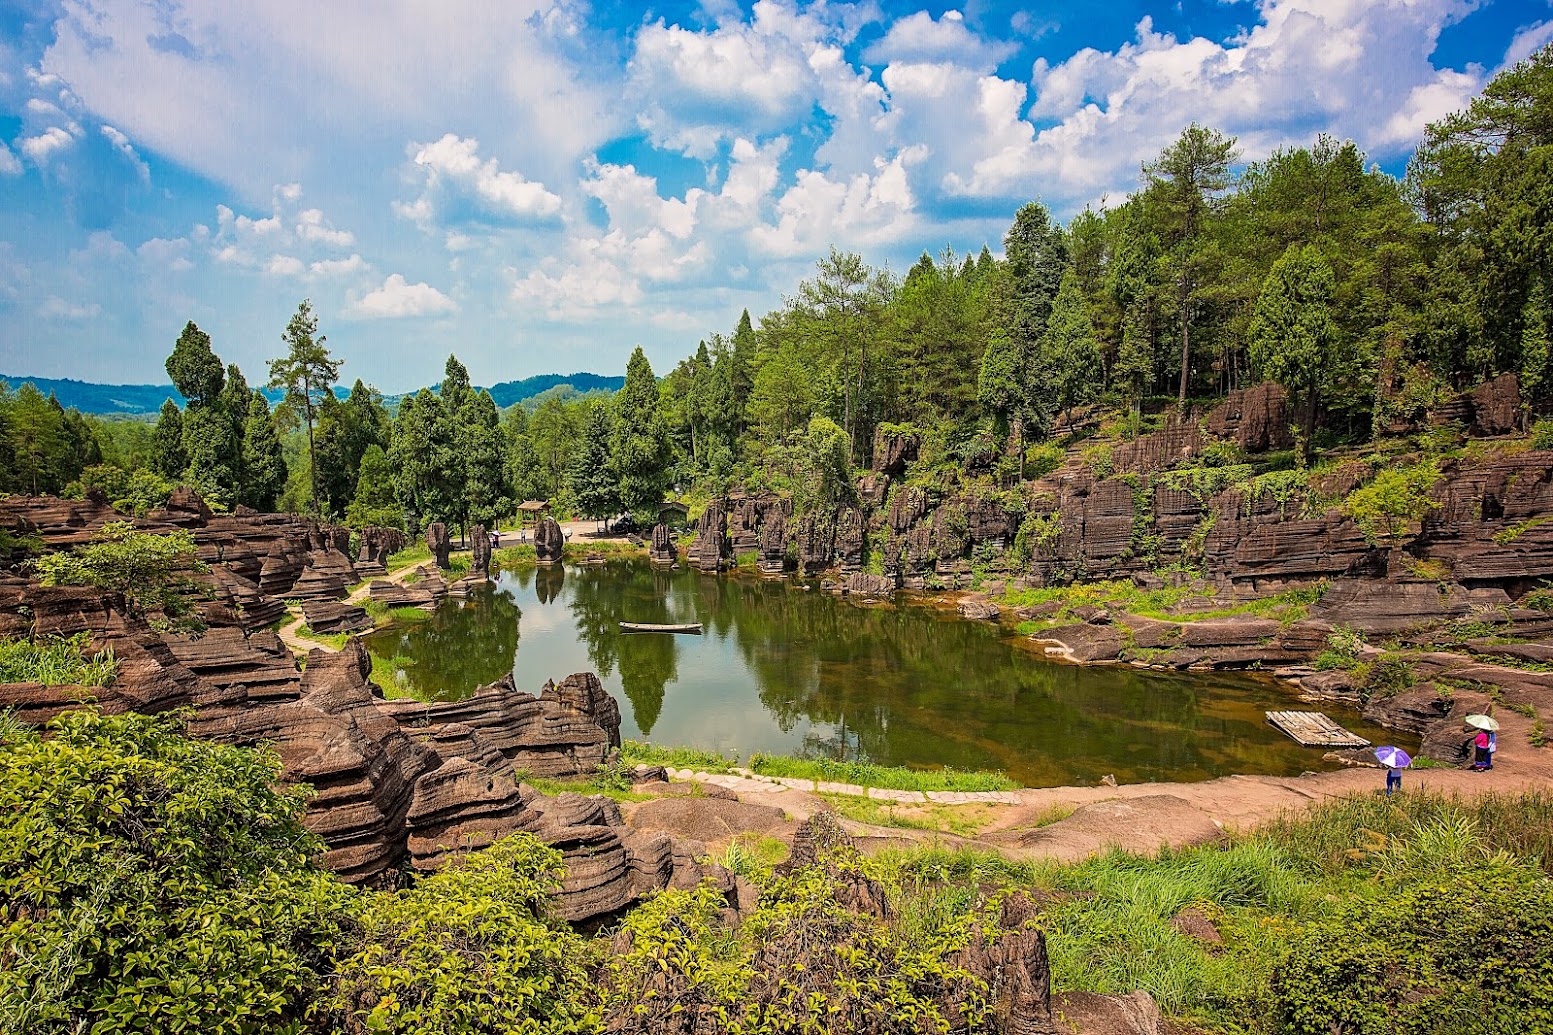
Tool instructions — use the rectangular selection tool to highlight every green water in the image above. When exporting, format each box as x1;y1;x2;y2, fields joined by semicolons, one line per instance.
361;558;1398;787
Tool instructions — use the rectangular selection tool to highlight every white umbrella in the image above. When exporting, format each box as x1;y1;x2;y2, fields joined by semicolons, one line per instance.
1465;714;1500;731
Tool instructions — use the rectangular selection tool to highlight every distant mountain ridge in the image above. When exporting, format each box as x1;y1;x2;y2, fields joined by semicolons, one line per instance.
0;371;624;415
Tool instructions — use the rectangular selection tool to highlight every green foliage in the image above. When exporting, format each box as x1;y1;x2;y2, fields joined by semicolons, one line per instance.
333;834;598;1035
164;321;225;407
0;710;354;1034
65;464;174;516
1040;266;1104;427
345;444;402;530
618;739;738;773
568;405;620;521
1341;458;1442;543
1248;244;1343;441
1312;626;1365;671
1023;442;1065;479
1274;863;1553;1033
1532;418;1553;451
612;347;669;517
0;633;116;687
268;299;341;517
33;522;208;631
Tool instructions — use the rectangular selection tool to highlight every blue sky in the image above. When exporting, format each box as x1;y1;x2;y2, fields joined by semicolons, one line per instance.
1;0;1549;393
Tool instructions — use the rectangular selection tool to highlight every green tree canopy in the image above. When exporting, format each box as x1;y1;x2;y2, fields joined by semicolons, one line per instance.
164;321;224;407
267;299;340;517
611;347;668;515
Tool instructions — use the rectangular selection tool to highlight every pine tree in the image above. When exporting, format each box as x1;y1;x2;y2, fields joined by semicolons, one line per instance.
181;405;238;507
1249;244;1342;445
460;390;511;528
240;391;287;510
153;400;187;481
568;406;619;522
345;444;402;529
165;321;225;407
611;347;668;516
9;384;71;494
1041;267;1103;431
267;300;340;517
389;390;455;530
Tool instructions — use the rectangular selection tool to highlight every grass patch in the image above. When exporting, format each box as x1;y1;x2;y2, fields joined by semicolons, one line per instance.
748;753;1018;792
1000;579;1325;627
367;650;417;698
618;740;738;773
294;625;349;651
0;633;117;687
521;774;658;803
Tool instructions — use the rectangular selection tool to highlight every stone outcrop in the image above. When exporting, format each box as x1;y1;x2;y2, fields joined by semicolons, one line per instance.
872;425;921;477
534;516;565;565
425;522;452;569
368;566;447;610
356;527;407;579
687;500;729;572
647;523;677;567
757;510;788;575
796;512;834;574
1203;381;1293;453
301;598;375;635
469;523;491;577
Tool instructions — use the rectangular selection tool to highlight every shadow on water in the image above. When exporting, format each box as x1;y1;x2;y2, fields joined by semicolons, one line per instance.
360;557;1402;787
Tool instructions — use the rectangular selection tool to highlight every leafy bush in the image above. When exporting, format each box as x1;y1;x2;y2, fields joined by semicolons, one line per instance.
1531;418;1553;451
1358;652;1417;698
1024;442;1066;479
33;522;208;631
0;709;354;1034
1341;459;1442;543
64;465;175;516
1312;626;1364;671
332;834;598;1035
1273;862;1553;1034
0;633;117;687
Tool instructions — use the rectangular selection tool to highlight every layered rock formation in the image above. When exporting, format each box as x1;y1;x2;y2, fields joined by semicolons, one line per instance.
535;516;565;565
687;500;729;572
425;522;452;569
647;523;677;567
356;527;407;579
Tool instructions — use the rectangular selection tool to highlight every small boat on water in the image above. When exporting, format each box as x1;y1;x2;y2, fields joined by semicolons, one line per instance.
619;621;703;634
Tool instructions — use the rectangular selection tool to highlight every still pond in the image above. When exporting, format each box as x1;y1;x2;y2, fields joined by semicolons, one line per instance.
361;558;1395;787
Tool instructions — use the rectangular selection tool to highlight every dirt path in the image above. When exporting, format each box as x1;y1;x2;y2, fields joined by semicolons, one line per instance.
277;561;422;657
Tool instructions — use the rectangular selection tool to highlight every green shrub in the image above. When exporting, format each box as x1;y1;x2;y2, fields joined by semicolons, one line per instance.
0;633;117;687
1024;442;1066;479
1312;627;1364;671
1531;418;1553;451
333;834;597;1035
0;709;355;1034
1273;862;1553;1034
1360;653;1417;698
1341;459;1442;543
33;522;209;631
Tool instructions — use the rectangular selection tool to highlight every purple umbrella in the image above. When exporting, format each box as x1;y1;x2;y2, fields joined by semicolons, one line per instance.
1375;746;1412;769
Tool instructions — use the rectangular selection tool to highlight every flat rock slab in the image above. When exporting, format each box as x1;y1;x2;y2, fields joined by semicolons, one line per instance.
626;797;791;843
1053;990;1165;1035
991;794;1225;863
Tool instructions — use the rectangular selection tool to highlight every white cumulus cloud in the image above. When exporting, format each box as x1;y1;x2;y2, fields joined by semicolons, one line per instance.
20;126;77;166
0;143;20;176
100;124;150;181
349;274;457;319
397;133;563;228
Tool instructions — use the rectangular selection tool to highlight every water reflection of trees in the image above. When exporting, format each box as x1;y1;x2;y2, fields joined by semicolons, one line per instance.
362;585;520;702
567;562;687;734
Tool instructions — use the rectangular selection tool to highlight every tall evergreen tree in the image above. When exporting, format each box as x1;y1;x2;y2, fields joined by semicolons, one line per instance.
1143;124;1239;403
460;390;511;529
1249;244;1342;445
240;391;287;510
10;384;71;494
152;400;187;482
345;444;402;529
1041;268;1104;431
267;299;340;517
568;406;619;523
389;390;454;530
612;347;668;516
165;322;225;407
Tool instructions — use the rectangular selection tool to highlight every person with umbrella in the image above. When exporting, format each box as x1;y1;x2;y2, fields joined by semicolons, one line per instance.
1375;745;1411;796
1466;714;1499;771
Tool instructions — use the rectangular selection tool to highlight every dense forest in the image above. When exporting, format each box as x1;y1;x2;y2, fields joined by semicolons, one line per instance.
5;47;1550;535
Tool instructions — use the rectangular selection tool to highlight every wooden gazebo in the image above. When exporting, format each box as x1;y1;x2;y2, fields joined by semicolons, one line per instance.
516;500;550;529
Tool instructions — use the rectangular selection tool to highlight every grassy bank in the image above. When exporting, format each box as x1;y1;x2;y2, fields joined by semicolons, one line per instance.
617;740;1020;792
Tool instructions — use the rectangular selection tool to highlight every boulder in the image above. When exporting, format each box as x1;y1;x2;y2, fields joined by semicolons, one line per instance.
1468;372;1521;436
425;522;452;569
469;523;491;576
534;516;565;565
872;425;921;477
1204;381;1293;454
687;500;730;572
648;523;677;567
796;511;835;574
301;598;374;635
958;597;1001;620
844;572;895;597
757;510;788;575
1051;991;1164;1035
356;527;407;579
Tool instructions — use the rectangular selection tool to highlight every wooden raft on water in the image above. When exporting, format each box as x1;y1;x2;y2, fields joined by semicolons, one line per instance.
1266;710;1371;748
619;622;703;634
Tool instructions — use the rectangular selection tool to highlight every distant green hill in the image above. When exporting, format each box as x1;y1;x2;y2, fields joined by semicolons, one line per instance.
0;371;623;415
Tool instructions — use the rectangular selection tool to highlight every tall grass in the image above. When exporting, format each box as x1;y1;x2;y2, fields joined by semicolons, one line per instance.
618;740;739;773
0;634;117;687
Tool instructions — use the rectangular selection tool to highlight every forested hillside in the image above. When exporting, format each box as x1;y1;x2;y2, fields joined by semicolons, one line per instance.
5;47;1549;538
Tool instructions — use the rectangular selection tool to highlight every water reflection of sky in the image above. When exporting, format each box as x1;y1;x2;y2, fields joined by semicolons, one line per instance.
362;559;1404;787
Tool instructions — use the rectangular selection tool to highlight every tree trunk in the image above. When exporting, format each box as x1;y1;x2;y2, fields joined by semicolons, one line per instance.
1177;311;1190;406
304;376;320;518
